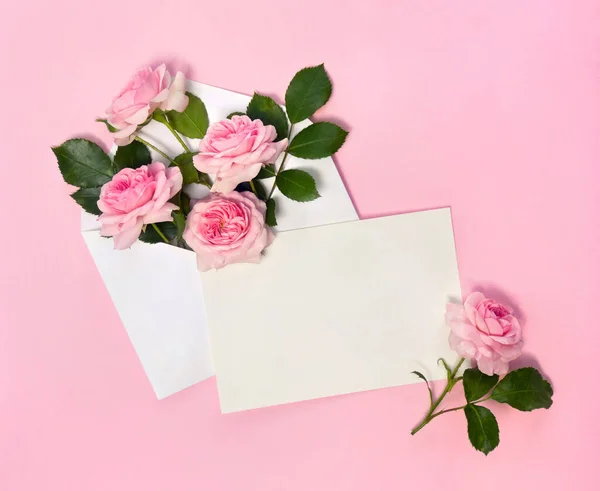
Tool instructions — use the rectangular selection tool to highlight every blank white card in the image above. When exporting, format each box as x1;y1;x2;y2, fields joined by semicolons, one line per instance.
201;208;463;413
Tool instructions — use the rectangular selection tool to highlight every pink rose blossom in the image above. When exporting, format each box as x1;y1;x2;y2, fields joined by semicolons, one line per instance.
106;64;189;146
446;292;523;376
193;115;287;193
183;191;274;271
98;163;183;250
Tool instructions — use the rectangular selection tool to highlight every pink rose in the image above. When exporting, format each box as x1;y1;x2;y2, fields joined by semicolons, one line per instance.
98;163;183;250
183;191;274;271
106;64;189;146
193;115;287;193
446;292;523;376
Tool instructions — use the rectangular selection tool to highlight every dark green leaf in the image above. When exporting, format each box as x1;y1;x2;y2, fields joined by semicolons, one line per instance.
138;222;178;244
285;64;332;123
287;122;348;159
246;93;289;141
173;152;202;185
464;405;500;455
172;211;186;240
71;187;101;215
411;371;433;405
167;92;209;139
275;169;320;202
52;138;114;187
265;198;277;227
252;180;267;200
463;368;499;403
256;164;276;179
235;180;267;200
491;367;553;411
181;192;191;216
96;118;118;133
227;111;245;119
113;140;151;171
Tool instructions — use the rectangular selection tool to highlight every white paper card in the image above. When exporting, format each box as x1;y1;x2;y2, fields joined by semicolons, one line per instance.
202;208;462;413
81;80;358;399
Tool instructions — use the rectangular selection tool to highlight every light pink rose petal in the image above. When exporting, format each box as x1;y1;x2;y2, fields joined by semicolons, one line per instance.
124;106;151;125
151;88;170;104
112;124;137;140
113;218;144;250
465;292;486;308
477;355;509;376
484;317;503;336
160;72;188;111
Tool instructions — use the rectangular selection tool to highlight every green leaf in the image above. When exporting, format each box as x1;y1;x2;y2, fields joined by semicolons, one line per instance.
173;152;203;185
252;180;267;200
235;180;267;200
181;192;191;216
246;93;289;141
52;138;114;187
96;118;118;133
113;140;151;171
227;111;245;119
166;92;209;139
491;367;553;411
275;169;320;202
256;164;276;179
138;222;178;244
464;405;500;456
411;371;433;405
285;64;332;123
172;211;186;240
265;198;277;227
287;122;348;159
71;187;101;215
463;368;499;403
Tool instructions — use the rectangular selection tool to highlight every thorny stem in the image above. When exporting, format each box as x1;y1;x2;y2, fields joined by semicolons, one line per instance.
267;125;294;200
411;358;465;435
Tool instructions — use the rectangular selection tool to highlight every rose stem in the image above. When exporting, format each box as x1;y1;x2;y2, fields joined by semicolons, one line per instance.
249;180;258;195
411;358;465;435
135;136;175;164
162;120;191;152
150;223;170;244
267;125;294;200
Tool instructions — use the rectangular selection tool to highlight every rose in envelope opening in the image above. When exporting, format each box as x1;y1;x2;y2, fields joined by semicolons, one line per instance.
98;163;183;250
106;64;189;146
54;63;348;271
194;115;287;194
184;191;274;271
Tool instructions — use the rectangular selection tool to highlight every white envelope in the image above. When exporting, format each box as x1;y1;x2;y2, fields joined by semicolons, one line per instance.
201;208;462;413
81;80;358;399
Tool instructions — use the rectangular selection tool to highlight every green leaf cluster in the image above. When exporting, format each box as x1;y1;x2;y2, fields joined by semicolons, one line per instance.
243;65;348;224
461;367;553;455
52;138;156;219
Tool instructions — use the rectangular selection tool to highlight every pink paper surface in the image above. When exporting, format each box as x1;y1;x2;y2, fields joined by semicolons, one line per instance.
1;1;599;489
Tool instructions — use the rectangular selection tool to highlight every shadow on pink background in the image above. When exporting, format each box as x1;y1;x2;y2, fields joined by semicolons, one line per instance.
1;1;599;489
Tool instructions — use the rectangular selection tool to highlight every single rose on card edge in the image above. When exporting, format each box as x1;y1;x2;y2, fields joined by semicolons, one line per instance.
446;292;523;376
105;64;189;146
183;191;274;272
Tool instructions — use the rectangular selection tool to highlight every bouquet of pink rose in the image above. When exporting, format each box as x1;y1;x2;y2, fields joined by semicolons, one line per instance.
411;292;553;455
53;64;346;271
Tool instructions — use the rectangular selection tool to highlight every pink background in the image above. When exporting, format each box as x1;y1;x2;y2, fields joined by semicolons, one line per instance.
2;1;599;489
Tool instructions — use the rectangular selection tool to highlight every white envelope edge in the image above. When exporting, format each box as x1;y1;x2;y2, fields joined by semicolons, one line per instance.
80;80;359;399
